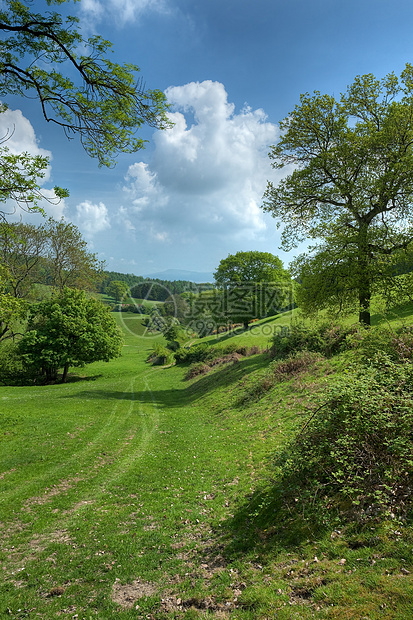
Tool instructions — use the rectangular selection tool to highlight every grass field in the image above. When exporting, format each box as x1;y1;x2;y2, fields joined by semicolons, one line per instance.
1;312;413;618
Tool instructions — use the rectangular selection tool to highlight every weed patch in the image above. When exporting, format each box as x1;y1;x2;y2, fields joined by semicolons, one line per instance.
239;350;325;404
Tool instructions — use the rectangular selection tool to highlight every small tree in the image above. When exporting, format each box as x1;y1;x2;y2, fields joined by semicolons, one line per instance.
214;251;292;329
18;288;123;382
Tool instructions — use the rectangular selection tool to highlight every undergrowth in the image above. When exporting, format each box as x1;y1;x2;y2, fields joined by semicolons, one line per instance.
238;350;325;403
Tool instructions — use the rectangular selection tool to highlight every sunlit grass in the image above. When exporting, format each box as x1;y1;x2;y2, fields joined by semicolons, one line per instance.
1;302;413;618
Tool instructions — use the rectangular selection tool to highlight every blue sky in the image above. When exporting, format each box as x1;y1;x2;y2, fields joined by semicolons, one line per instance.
4;0;413;277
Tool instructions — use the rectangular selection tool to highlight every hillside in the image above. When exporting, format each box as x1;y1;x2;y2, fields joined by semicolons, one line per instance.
0;309;413;618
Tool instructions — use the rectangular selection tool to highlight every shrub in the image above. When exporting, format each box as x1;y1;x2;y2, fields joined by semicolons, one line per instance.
346;324;413;362
0;341;28;385
271;321;359;358
147;343;174;366
175;342;263;365
174;343;211;364
271;350;323;381
185;362;211;379
274;353;413;524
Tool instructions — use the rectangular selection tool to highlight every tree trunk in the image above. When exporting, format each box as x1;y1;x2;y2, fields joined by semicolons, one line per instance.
359;296;371;326
62;363;69;383
357;222;371;326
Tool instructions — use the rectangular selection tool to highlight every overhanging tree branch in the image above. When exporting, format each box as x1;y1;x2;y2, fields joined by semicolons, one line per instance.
0;1;173;166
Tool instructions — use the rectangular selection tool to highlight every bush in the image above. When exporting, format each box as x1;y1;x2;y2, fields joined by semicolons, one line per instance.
147;343;174;366
274;353;413;524
346;324;413;362
175;342;263;365
271;350;324;381
0;341;27;385
174;343;212;364
185;362;211;379
271;320;359;358
184;353;243;380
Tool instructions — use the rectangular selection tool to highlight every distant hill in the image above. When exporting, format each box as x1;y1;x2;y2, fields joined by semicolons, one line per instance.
143;269;214;283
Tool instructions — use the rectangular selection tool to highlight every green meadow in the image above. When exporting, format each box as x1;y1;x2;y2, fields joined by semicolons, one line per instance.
1;311;413;619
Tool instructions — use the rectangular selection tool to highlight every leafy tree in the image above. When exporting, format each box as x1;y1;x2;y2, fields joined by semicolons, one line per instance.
0;0;171;167
214;251;289;285
263;65;413;325
0;263;25;341
18;287;123;382
0;219;102;295
46;219;103;291
106;280;129;303
214;251;292;329
0;221;48;297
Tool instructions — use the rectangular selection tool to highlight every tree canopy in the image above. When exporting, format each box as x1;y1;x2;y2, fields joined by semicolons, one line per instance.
213;251;292;329
18;287;123;382
214;250;289;286
263;65;413;325
106;280;129;303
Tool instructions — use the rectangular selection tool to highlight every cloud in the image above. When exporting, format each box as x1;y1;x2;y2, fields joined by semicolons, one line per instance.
119;81;281;248
75;200;111;235
0;106;69;224
0;106;53;182
79;0;169;26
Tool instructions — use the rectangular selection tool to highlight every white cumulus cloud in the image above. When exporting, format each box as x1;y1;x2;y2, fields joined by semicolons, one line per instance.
0;106;68;224
0;106;53;182
75;200;111;235
119;80;280;247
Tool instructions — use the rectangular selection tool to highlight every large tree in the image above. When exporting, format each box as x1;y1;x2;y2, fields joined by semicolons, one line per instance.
263;65;413;325
214;251;292;329
18;287;123;382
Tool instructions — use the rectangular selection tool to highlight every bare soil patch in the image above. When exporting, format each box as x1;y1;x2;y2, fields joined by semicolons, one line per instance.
111;578;157;608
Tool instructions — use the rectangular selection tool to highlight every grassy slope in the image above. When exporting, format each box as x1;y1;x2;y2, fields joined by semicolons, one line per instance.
0;313;412;618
